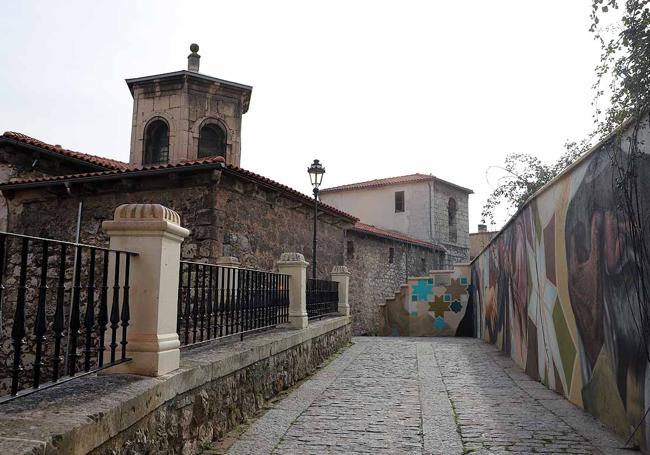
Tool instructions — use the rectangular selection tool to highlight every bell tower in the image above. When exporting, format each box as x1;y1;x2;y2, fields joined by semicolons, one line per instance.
126;44;252;167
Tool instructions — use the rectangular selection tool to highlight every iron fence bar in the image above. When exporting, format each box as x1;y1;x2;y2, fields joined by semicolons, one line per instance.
109;251;121;364
183;263;191;345
97;249;109;368
33;240;49;388
83;248;96;372
0;231;137;256
229;267;236;335
10;237;28;395
53;243;67;380
120;254;131;360
68;245;83;376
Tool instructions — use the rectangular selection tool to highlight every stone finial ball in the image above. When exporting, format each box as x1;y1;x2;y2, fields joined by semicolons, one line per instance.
190;43;199;53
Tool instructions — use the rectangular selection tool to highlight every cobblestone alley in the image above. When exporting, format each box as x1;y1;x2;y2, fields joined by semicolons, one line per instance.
226;338;630;455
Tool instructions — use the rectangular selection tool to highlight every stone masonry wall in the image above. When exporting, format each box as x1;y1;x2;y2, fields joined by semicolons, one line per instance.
344;230;440;335
0;169;347;395
432;180;470;264
90;321;351;455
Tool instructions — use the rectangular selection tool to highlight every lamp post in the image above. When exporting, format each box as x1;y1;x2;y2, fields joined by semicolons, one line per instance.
308;159;325;280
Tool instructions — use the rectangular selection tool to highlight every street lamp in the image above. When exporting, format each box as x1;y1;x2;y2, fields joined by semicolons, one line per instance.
308;159;325;279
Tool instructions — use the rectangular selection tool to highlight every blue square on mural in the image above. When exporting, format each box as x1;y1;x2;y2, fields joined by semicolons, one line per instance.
411;279;433;301
450;301;462;313
443;293;451;302
427;278;433;284
434;316;446;330
411;295;417;302
460;277;468;285
411;311;418;316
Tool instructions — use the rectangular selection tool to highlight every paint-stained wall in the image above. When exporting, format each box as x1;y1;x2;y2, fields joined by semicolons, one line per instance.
471;118;650;449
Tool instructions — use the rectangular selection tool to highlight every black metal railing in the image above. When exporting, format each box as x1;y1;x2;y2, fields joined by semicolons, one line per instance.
177;261;290;347
306;278;339;319
0;232;137;403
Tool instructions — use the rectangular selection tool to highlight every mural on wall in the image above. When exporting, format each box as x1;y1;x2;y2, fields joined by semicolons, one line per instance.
471;141;650;447
380;266;473;337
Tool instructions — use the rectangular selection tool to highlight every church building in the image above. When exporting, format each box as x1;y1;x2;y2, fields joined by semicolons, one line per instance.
0;45;450;335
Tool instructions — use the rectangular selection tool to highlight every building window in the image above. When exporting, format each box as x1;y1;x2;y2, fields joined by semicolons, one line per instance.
395;191;405;213
448;197;457;243
346;240;354;260
198;124;227;158
420;257;426;274
389;247;395;264
144;120;170;165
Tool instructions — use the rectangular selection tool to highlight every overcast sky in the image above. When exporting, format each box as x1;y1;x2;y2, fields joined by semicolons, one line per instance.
0;1;601;230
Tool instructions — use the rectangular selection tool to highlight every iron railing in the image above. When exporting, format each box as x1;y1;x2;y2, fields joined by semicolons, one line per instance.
177;261;290;347
306;278;339;319
0;232;137;403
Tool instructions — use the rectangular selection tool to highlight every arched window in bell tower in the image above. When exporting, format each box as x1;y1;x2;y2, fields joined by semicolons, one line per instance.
198;124;227;158
144;120;169;165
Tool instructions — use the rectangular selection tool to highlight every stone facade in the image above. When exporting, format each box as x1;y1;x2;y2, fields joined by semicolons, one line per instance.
344;229;441;335
127;72;251;167
320;175;472;265
3;169;348;276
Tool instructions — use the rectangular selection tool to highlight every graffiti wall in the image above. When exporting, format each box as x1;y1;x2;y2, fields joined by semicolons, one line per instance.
379;266;474;337
472;121;650;448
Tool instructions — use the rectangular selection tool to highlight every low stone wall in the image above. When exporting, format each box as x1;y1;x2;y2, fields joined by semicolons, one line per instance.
0;317;351;455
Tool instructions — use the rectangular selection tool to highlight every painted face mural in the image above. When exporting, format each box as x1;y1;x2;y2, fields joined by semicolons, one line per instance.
471;128;650;449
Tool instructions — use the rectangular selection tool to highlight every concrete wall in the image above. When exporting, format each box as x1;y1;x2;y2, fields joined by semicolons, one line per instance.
471;117;650;449
343;230;441;335
0;317;351;455
320;180;470;263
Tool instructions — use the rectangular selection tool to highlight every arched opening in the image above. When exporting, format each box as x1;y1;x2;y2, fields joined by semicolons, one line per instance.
448;197;458;243
198;124;226;158
144;120;169;165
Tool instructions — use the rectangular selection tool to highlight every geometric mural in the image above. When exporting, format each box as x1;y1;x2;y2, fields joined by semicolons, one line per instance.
380;266;472;337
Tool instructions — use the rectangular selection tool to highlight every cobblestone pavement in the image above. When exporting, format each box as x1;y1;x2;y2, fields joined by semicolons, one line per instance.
227;337;629;455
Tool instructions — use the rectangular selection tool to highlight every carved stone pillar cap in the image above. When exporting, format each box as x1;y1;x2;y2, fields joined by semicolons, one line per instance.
103;203;189;239
277;252;309;266
331;265;350;276
114;204;181;226
216;256;240;266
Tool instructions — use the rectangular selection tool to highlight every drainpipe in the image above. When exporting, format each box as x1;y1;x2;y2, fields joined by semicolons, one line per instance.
63;182;83;373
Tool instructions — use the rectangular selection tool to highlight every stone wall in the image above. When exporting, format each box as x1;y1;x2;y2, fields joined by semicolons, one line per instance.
0;168;349;395
4;169;345;274
344;230;440;335
0;317;352;455
432;180;470;263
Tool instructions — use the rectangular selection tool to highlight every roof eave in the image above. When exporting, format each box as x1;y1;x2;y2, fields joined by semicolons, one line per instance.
0;137;117;172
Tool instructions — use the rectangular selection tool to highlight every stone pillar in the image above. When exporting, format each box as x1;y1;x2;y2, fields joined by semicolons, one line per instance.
101;203;190;376
277;252;308;329
331;265;351;316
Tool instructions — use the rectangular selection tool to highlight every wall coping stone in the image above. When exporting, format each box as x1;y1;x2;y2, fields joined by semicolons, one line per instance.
0;316;351;455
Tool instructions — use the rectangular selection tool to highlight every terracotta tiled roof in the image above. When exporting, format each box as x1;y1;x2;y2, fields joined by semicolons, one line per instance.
0;148;358;222
2;131;129;170
1;155;227;185
352;222;443;250
321;173;473;194
225;166;358;222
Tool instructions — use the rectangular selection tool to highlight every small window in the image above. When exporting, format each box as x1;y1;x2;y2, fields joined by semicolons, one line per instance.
421;257;426;273
395;191;405;213
346;240;355;260
144;120;169;165
198;124;227;158
448;197;458;243
389;247;395;264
